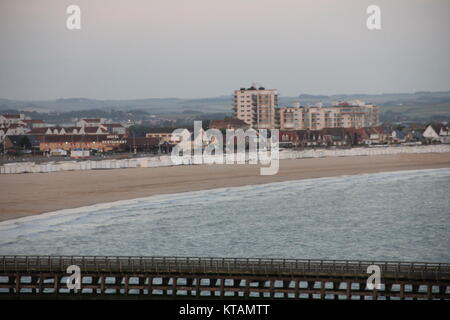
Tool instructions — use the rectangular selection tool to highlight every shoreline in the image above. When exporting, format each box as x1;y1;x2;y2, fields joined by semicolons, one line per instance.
1;167;449;228
2;144;450;174
1;152;450;222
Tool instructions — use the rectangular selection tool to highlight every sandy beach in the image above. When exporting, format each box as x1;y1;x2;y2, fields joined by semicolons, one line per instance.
1;152;449;222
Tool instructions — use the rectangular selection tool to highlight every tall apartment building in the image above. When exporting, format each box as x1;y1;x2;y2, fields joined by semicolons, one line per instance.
278;103;379;130
233;85;278;129
233;86;379;130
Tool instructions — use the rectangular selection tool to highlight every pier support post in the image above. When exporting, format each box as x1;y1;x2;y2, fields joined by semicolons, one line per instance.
172;277;177;296
195;278;200;297
439;285;446;299
210;278;217;297
115;276;122;294
309;281;316;299
53;275;58;294
15;274;21;294
346;281;351;300
100;276;105;295
30;276;38;294
320;281;325;300
412;285;419;300
137;276;144;295
269;280;275;298
185;278;194;296
220;278;225;298
147;276;153;295
385;283;392;300
124;275;129;295
426;284;432;299
359;282;366;300
38;275;43;294
161;277;170;295
8;275;15;294
330;282;338;300
244;279;250;298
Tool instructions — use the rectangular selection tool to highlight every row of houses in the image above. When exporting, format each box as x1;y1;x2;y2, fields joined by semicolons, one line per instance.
3;134;162;156
278;123;449;147
1;114;134;157
4;125;231;156
278;127;377;147
25;124;127;136
141;121;449;149
0;114;128;142
208;118;449;146
0;114;47;140
422;123;450;144
2;111;449;157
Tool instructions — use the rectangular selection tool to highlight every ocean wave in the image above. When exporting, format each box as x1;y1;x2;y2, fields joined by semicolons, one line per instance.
1;168;449;261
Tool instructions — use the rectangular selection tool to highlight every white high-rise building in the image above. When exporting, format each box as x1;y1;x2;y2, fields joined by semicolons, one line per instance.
233;85;278;129
278;103;379;130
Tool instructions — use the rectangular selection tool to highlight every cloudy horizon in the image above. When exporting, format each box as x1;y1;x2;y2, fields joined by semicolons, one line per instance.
1;0;450;100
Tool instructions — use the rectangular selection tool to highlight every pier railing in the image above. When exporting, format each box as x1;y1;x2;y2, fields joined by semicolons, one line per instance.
2;255;449;279
1;256;449;299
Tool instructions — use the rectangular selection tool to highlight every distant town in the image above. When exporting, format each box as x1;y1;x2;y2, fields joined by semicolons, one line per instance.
1;85;449;162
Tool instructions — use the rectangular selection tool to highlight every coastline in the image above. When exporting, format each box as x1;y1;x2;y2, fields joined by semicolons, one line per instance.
1;152;450;222
2;144;450;174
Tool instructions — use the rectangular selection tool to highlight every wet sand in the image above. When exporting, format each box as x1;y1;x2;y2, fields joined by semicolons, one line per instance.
1;152;449;222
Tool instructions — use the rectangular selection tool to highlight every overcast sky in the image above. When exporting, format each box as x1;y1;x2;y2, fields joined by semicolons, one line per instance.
1;0;449;100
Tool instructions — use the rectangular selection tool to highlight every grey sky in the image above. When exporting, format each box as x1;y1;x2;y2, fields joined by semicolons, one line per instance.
1;0;449;100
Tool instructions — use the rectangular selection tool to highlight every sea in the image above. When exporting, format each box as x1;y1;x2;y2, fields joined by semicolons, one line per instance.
0;168;449;262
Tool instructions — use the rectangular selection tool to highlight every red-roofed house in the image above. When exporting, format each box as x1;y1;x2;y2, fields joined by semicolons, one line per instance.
0;124;29;137
344;128;370;145
209;118;249;130
26;127;52;135
62;126;83;135
0;114;25;126
22;119;46;128
38;134;127;152
84;126;108;135
423;123;450;143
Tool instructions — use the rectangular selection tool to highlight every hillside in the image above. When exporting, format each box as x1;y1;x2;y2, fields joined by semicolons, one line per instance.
1;91;450;123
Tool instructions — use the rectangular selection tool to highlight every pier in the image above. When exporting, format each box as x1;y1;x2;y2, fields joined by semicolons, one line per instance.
1;256;449;300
